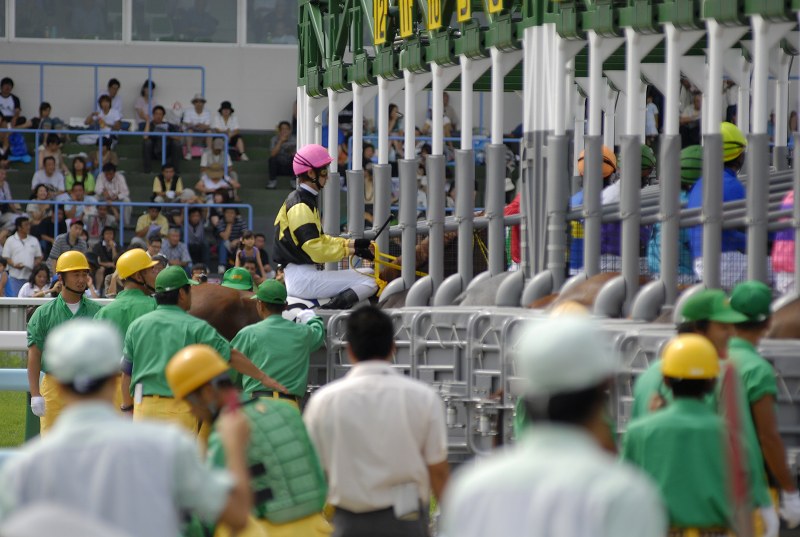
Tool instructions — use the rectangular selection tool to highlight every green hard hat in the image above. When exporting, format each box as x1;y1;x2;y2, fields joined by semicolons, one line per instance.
680;145;703;185
641;144;656;171
680;289;748;324
730;280;772;323
155;266;198;293
250;279;288;305
221;267;253;291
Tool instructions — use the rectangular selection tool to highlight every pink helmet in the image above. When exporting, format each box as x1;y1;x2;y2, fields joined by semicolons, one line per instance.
293;144;333;176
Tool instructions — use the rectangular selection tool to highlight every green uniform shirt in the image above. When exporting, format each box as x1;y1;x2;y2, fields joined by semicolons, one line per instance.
728;337;778;406
232;314;325;398
622;399;731;528
124;305;231;397
27;294;103;372
93;288;157;337
631;359;772;508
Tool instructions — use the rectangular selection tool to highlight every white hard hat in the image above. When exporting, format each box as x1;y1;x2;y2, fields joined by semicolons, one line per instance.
44;319;123;392
515;316;619;397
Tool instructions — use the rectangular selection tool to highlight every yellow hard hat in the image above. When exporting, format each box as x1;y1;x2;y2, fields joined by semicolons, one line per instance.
166;344;229;400
116;249;158;280
577;145;617;179
721;121;747;162
550;300;589;317
55;250;90;273
661;334;719;380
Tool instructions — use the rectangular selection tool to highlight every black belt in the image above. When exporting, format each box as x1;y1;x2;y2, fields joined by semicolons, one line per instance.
252;390;300;402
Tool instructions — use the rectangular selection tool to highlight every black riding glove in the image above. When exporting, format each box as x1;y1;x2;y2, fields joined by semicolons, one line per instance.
353;239;374;261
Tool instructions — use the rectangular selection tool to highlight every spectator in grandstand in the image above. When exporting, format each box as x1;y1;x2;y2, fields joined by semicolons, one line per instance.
26;184;53;240
0;77;25;127
195;162;240;202
191;263;209;283
688;122;747;289
182;93;212;160
31;156;66;196
3;215;43;296
253;233;273;278
0;168;23;239
645;89;659;147
242;260;264;288
37;134;68;175
234;230;266;278
17;263;51;298
772;190;795;295
215;207;246;274
91;226;118;294
85;204;116;249
134;206;169;246
187;207;210;267
57;182;97;221
680;91;702;147
47;219;88;274
146;236;163;258
134;79;157;130
85;94;122;134
87;136;120;173
200;137;237;181
143;105;182;174
65;156;96;195
0;118;9;168
27;102;66;132
151;162;198;203
98;78;123;116
94;163;130;223
213;101;248;161
208;191;229;228
267;121;296;189
161;227;191;271
443;91;459;132
305;306;449;536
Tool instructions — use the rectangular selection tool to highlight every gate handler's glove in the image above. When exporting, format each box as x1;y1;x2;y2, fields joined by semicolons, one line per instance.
353;239;374;261
760;506;779;537
781;490;800;528
31;396;45;417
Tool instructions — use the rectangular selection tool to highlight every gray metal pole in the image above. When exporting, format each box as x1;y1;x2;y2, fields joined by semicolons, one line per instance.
546;134;569;290
346;169;365;239
485;144;506;275
774;146;788;171
398;159;418;289
323;170;341;271
427;154;446;289
455;149;475;282
372;163;392;257
659;134;682;305
582;134;603;277
746;132;769;283
620;135;641;311
701;134;723;289
794;133;800;291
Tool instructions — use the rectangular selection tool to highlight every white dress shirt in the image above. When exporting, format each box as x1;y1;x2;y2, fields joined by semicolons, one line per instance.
304;360;448;512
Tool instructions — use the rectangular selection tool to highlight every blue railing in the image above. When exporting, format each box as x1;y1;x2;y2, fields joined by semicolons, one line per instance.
0;60;204;118
4;199;253;249
1;128;230;176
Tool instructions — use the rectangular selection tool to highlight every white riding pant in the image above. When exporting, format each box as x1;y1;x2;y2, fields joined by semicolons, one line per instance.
284;263;378;301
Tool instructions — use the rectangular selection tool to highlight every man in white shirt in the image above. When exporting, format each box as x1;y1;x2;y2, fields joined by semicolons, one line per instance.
441;315;667;537
98;78;123;116
182;93;212;160
2;215;43;296
304;306;449;537
31;156;66;195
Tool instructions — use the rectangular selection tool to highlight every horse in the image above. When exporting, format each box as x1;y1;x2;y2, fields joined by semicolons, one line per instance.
188;283;259;340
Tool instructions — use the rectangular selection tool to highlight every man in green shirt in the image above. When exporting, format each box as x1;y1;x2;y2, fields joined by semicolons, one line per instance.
232;280;325;407
121;266;285;436
27;250;102;434
166;344;331;537
94;248;159;412
623;334;730;531
729;280;800;529
631;289;777;534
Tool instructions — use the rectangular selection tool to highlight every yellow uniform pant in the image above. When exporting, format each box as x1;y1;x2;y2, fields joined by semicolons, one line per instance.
134;396;199;436
39;373;65;435
113;374;124;412
215;513;332;537
253;391;300;411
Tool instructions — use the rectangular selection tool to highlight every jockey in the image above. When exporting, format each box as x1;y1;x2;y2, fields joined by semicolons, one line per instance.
273;144;378;310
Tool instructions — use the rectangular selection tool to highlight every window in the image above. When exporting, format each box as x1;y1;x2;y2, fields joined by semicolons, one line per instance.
15;0;122;40
132;0;237;43
247;0;297;45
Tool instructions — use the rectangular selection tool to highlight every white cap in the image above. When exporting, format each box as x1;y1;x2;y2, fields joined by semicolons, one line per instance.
515;316;619;397
44;319;123;392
